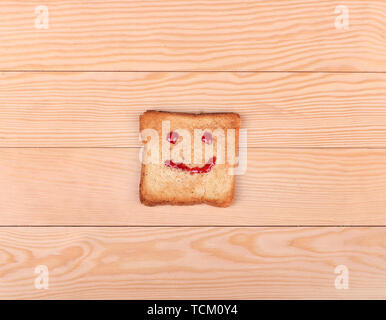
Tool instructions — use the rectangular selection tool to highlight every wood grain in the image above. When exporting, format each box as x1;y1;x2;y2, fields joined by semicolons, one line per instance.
1;0;385;301
0;1;385;71
1;148;386;226
0;227;384;299
1;72;386;147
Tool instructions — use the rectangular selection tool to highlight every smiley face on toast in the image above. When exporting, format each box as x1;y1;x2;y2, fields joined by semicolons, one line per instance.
164;130;216;174
139;111;240;207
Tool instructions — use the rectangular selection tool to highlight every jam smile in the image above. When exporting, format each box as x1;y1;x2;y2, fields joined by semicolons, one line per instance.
165;131;215;174
165;156;216;174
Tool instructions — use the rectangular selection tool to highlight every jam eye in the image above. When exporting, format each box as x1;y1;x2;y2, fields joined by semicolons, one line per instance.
167;131;179;144
201;132;213;144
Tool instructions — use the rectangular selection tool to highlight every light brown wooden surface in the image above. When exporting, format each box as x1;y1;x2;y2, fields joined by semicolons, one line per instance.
1;72;386;147
0;1;385;71
1;0;385;300
0;227;384;299
1;148;386;226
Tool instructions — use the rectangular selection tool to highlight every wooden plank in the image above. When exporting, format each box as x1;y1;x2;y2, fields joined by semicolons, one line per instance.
0;227;384;299
1;148;386;225
0;1;385;71
1;72;386;147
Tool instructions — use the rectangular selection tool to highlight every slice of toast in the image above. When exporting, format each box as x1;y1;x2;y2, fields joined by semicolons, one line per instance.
139;110;241;207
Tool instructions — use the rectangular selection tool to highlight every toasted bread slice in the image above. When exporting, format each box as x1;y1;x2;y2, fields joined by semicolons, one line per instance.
139;111;241;207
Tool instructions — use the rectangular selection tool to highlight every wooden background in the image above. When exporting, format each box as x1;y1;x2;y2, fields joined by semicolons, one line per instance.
0;0;385;299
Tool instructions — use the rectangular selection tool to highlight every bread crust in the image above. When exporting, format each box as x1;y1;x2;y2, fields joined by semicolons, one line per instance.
139;110;240;207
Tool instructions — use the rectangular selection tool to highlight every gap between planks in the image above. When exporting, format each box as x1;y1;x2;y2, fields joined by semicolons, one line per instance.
2;71;386;73
1;225;386;228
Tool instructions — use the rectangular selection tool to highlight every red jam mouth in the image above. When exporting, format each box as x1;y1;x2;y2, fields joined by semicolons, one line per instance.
165;156;216;174
165;131;215;174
